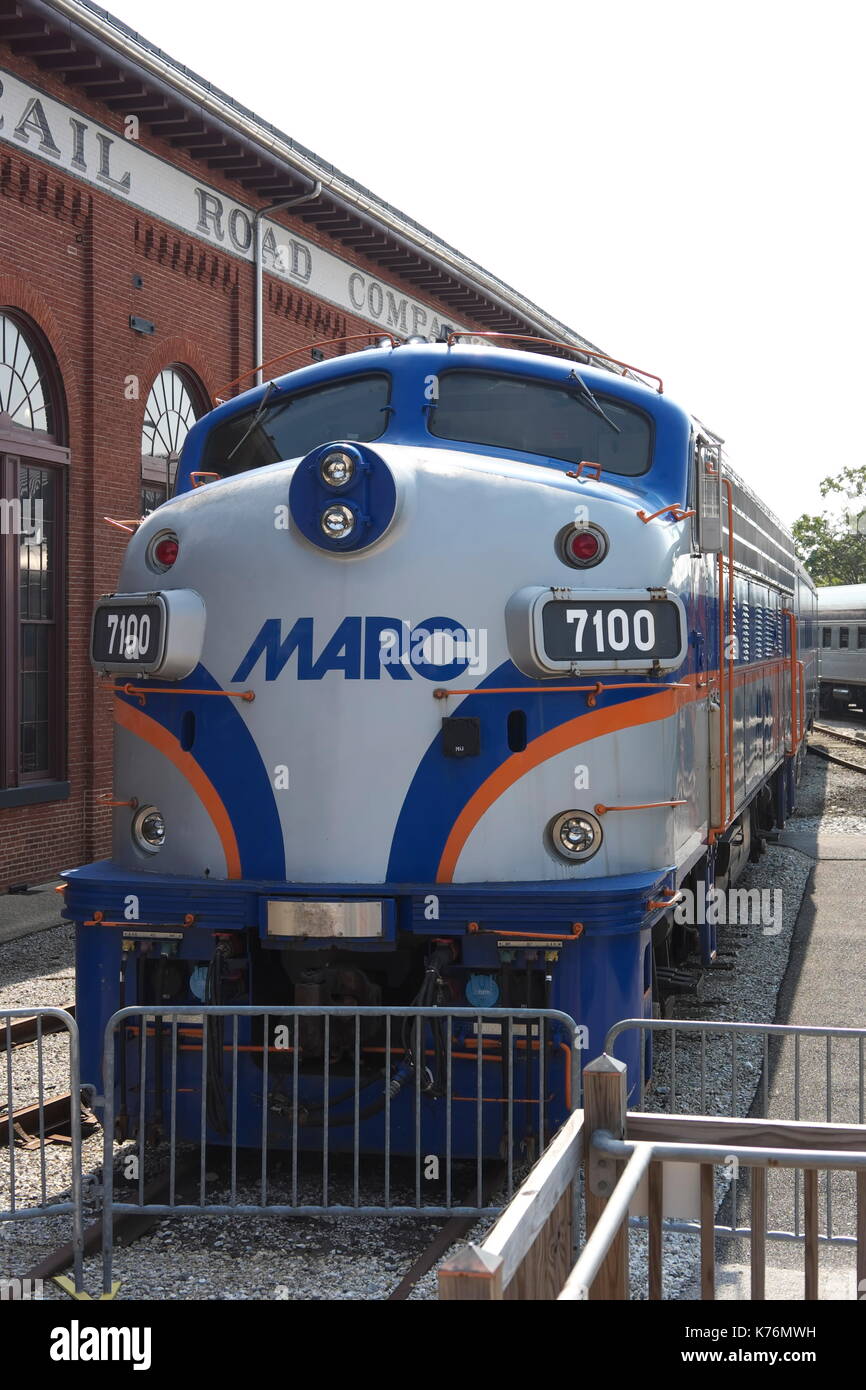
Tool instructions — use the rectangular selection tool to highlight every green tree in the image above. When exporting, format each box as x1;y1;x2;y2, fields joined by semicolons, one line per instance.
792;465;866;584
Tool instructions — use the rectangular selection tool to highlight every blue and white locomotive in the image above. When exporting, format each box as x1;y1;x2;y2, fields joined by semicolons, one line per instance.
65;335;817;1155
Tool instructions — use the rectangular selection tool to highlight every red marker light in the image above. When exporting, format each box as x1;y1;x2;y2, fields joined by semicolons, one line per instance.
569;529;600;562
557;523;608;569
152;535;179;569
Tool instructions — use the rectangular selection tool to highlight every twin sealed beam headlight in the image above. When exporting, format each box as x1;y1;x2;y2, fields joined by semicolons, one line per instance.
549;809;602;862
320;503;356;540
290;440;397;554
132;804;166;854
319;449;356;488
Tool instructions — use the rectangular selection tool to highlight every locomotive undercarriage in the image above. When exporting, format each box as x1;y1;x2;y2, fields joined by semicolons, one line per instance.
101;918;574;1158
135;928;555;1075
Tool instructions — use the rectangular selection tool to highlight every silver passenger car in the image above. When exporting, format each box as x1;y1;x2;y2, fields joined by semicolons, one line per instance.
817;583;866;713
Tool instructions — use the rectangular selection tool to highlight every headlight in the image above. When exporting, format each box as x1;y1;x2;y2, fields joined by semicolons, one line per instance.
549;809;602;862
319;449;356;488
320;504;355;540
132;804;166;854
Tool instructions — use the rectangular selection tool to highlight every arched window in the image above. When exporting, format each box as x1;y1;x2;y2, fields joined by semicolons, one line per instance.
0;315;55;433
0;311;68;800
141;367;204;514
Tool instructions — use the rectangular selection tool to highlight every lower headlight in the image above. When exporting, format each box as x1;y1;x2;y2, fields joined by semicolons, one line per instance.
132;804;166;854
320;503;355;540
549;809;602;862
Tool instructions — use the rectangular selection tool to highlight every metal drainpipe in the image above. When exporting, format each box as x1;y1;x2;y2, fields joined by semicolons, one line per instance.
255;182;323;386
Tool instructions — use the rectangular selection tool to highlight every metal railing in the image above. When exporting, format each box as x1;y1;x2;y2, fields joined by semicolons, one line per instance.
605;1017;866;1249
1;1007;84;1294
100;1004;579;1295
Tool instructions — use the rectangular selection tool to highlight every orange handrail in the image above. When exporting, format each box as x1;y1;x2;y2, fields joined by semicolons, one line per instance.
212;331;402;403
781;610;802;753
104;683;255;705
708;477;736;843
191;471;221;488
445;330;664;392
723;479;735;824
433;681;688;707
636;504;696;524
84;910;196;927
712;550;727;839
565;460;602;481
647;893;686;911
596;800;687;815
467;921;583;940
96;793;139;809
103;516;142;534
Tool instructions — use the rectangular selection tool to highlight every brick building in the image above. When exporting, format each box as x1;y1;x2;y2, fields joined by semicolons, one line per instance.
0;0;597;887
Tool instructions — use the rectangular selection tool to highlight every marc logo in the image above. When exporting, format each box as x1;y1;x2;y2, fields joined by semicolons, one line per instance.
232;616;488;683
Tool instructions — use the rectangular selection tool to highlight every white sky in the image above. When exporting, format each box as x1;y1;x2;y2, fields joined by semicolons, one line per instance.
101;0;865;527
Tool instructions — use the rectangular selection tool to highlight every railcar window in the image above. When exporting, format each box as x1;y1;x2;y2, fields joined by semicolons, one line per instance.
428;371;652;474
822;628;832;647
859;627;866;648
840;627;849;648
201;374;390;476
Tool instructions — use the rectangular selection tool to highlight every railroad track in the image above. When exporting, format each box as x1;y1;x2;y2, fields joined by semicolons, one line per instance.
1;1005;90;1149
0;1090;97;1149
807;743;866;774
386;1160;506;1299
0;1003;75;1051
17;1142;505;1300
23;1156;201;1295
812;721;866;745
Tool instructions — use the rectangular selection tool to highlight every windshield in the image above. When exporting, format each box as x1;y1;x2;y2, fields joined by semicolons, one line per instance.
202;373;390;476
428;370;652;474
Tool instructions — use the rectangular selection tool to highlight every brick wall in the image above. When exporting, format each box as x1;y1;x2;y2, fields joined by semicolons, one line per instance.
0;43;492;887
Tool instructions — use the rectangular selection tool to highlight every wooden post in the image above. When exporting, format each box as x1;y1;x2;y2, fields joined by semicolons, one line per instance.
583;1053;628;1300
700;1164;715;1300
648;1161;663;1300
857;1170;866;1300
804;1169;818;1301
438;1244;504;1300
460;1108;583;1300
751;1166;767;1301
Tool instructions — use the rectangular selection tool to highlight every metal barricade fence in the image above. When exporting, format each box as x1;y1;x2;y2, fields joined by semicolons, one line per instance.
605;1016;866;1249
1;1007;84;1295
100;1004;579;1295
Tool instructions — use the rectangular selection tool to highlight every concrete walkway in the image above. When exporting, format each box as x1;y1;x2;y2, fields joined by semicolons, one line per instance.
0;878;64;945
718;832;866;1299
774;829;866;862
